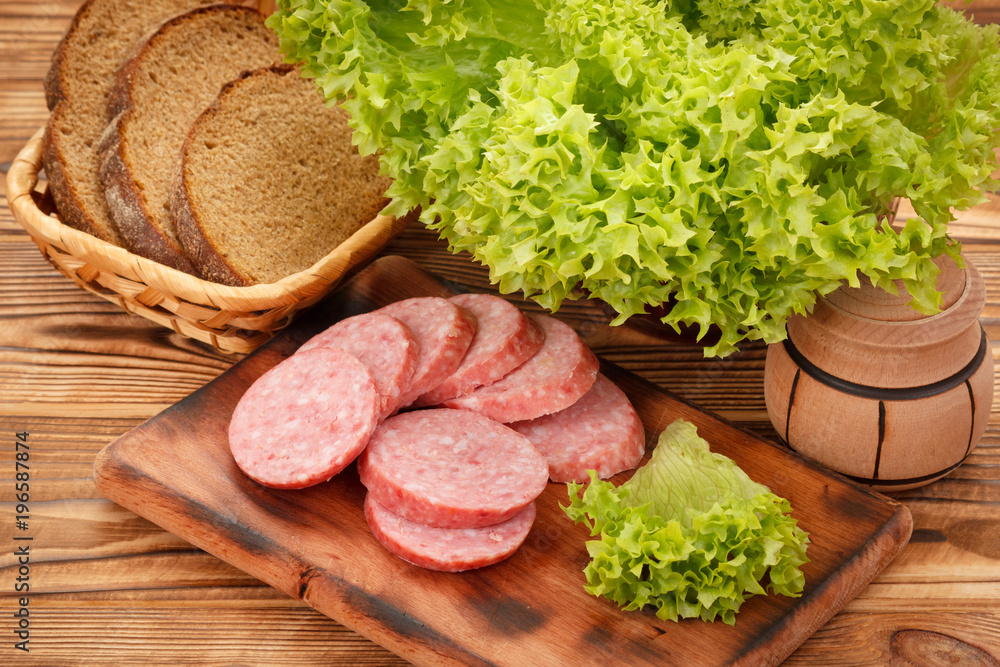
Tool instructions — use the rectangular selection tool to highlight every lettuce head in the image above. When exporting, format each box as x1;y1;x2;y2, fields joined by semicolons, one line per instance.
269;0;1000;355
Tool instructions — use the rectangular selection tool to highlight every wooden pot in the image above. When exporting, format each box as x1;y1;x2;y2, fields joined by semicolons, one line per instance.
764;255;993;492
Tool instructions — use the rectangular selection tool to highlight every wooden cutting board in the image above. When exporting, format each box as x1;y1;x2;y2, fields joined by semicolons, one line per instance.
93;255;912;667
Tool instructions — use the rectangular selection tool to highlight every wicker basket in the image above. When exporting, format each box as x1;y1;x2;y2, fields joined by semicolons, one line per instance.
7;127;411;354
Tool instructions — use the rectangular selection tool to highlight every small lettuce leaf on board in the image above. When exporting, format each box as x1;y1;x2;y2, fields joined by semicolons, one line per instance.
563;420;809;625
269;0;1000;356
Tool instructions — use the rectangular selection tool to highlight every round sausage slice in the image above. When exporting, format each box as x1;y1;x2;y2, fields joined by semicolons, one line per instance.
298;312;418;419
365;495;536;572
442;315;599;423
357;409;549;528
414;294;543;406
229;348;379;489
377;297;477;408
510;374;645;483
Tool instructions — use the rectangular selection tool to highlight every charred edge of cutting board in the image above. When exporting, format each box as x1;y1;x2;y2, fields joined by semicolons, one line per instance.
92;441;499;667
736;502;913;665
94;448;281;559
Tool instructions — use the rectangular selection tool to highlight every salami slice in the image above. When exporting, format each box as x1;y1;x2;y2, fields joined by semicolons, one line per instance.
357;409;549;528
442;315;599;423
510;374;645;483
414;294;543;406
298;312;418;419
365;495;536;572
377;297;477;408
228;348;379;489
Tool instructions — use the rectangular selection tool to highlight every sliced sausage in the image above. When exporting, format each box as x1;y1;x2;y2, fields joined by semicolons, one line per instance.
229;348;379;489
365;495;536;572
414;294;543;406
377;297;477;408
442;314;599;423
510;374;645;483
298;312;418;419
357;409;549;528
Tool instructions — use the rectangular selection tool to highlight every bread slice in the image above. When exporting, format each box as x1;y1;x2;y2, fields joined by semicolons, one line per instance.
99;5;279;273
172;65;392;286
42;0;216;245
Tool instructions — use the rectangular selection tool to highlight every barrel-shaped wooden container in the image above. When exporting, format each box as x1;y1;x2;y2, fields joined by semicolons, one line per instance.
764;256;993;492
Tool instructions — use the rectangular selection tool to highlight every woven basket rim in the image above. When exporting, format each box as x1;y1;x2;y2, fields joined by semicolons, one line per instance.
7;126;410;312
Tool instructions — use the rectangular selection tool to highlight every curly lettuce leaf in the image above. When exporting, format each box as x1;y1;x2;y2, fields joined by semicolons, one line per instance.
269;0;1000;356
563;420;809;625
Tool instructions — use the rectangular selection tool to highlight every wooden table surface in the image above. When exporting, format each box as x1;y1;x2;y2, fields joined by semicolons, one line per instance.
2;2;999;665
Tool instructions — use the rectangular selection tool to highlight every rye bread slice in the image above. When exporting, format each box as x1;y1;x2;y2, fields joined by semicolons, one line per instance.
98;5;279;274
172;65;392;286
42;0;216;245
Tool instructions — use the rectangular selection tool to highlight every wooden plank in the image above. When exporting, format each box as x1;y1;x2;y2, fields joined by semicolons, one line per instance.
0;602;408;665
0;84;48;159
897;195;1000;244
785;610;1000;665
92;256;911;667
856;581;1000;603
0;237;237;417
4;598;998;666
942;0;1000;26
0;2;77;85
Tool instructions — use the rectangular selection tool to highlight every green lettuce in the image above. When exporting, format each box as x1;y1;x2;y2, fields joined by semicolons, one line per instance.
563;420;809;624
269;0;1000;355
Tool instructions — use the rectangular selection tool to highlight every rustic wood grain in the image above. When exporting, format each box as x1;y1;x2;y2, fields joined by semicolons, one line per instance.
8;604;410;666
2;0;1000;665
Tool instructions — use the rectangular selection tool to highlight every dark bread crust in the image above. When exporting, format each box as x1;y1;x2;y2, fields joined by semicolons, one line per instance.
97;113;198;274
105;29;147;124
42;108;117;242
43;0;98;111
44;2;123;244
172;65;290;287
98;5;271;276
43;61;64;113
42;0;123;246
43;0;130;244
170;66;293;287
171;162;251;286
